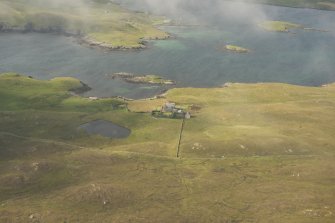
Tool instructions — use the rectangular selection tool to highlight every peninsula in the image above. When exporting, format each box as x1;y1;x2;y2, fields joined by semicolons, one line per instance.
0;0;169;50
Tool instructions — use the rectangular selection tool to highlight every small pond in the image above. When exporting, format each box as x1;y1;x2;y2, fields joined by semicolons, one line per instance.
78;120;131;138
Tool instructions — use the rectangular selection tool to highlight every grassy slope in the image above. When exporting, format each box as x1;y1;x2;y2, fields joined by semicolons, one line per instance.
0;0;169;48
0;73;334;222
166;84;335;158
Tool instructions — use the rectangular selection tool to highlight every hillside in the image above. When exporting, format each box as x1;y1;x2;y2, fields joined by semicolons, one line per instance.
1;73;334;222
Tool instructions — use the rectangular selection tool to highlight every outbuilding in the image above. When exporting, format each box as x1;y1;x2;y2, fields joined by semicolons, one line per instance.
163;102;176;112
185;112;191;119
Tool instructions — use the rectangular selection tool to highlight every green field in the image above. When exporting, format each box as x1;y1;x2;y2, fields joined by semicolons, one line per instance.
1;73;334;222
0;0;169;49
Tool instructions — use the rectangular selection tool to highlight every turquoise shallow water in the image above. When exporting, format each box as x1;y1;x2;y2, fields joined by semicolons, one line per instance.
0;4;334;98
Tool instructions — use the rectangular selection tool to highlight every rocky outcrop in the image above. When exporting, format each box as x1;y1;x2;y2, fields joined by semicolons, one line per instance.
108;72;176;85
69;81;92;94
224;45;250;53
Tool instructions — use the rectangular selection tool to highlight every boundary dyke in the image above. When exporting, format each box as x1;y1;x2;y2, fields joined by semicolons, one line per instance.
176;118;185;158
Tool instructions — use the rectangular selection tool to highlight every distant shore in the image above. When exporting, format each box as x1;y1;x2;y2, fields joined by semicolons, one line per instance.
0;27;171;51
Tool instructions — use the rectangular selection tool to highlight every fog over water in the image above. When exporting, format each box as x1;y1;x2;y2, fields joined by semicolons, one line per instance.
0;1;335;98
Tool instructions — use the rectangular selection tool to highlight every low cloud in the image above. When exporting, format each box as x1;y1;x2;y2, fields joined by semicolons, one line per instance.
140;0;269;25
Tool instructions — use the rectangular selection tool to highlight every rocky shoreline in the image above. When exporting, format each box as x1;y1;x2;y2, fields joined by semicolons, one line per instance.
69;81;92;94
224;45;250;53
84;89;169;102
108;72;176;85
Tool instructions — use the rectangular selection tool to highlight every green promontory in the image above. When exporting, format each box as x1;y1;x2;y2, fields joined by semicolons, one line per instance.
0;73;124;111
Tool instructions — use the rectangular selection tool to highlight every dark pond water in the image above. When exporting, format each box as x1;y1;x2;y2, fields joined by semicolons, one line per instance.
0;2;334;98
78;120;131;138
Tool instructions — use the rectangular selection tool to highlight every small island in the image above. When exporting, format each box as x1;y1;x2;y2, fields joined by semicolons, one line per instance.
224;45;250;53
259;21;303;32
110;72;176;85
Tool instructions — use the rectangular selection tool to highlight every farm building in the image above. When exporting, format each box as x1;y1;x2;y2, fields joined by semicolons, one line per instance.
152;102;191;119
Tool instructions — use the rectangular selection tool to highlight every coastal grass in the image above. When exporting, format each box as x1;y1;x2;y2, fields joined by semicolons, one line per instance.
0;73;123;112
128;98;168;112
0;73;334;222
